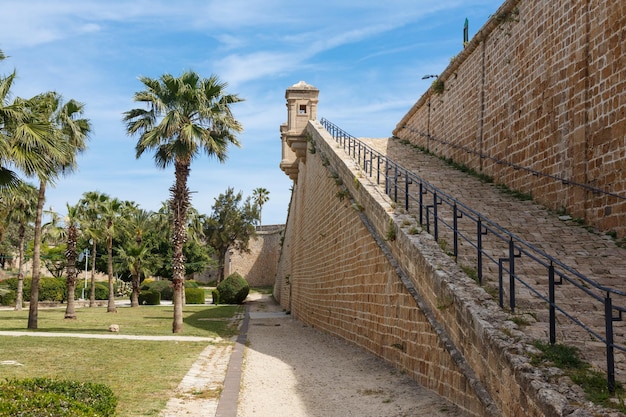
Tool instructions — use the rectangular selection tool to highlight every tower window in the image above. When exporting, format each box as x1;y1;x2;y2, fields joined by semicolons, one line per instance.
299;105;307;114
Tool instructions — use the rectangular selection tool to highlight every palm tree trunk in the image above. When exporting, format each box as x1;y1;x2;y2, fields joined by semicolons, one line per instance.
65;224;78;319
131;272;140;307
171;161;190;333
106;235;116;312
89;240;97;307
65;268;78;319
27;180;46;329
14;224;25;311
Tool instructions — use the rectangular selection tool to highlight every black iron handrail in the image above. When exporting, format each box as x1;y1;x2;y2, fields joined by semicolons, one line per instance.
320;117;625;392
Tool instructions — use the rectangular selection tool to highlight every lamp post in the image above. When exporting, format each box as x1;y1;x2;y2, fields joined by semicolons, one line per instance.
80;248;90;300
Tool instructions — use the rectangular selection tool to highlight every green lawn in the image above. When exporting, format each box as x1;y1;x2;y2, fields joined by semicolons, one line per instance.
0;304;243;415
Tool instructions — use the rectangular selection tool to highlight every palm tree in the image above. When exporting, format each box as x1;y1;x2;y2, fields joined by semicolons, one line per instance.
78;191;107;307
18;92;91;329
100;196;123;313
2;182;38;310
119;207;155;307
252;187;270;226
117;242;151;307
63;203;80;319
123;71;243;333
0;50;24;189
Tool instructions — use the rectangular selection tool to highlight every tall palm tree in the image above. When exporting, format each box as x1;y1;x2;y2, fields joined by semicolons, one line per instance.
100;195;123;313
63;203;80;319
252;187;270;226
78;191;107;307
123;71;243;333
2;182;38;310
19;92;91;329
0;50;24;189
117;242;151;307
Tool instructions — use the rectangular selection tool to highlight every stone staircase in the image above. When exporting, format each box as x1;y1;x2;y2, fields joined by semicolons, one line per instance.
360;136;626;385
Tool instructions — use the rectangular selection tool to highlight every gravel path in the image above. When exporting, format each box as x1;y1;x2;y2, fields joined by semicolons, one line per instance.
236;293;468;417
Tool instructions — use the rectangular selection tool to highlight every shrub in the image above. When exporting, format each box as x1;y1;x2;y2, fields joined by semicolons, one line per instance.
185;287;205;304
0;377;117;416
0;289;16;306
138;289;161;305
141;280;173;300
211;289;220;305
215;273;249;304
74;281;110;300
5;277;67;302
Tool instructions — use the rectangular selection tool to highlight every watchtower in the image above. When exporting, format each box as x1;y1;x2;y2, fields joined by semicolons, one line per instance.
279;81;319;181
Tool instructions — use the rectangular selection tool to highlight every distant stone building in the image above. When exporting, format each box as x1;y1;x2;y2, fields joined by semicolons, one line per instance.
224;225;284;287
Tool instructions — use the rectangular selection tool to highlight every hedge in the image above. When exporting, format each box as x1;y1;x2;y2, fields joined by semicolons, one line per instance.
0;377;117;416
214;273;249;304
140;280;173;301
3;277;65;302
138;289;161;305
185;288;205;304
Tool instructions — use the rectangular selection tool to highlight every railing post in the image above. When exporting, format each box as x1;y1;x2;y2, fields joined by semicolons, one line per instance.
405;170;410;211
385;159;390;196
377;156;381;184
498;259;505;308
394;164;398;203
419;183;424;225
477;219;483;286
433;192;439;242
453;204;459;259
548;264;556;345
605;293;616;393
509;238;516;313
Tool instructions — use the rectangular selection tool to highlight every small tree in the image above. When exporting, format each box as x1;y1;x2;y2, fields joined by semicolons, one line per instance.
203;188;258;282
252;187;270;226
117;242;151;307
64;204;80;319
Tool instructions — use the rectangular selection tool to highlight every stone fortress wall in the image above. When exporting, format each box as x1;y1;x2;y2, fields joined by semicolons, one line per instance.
275;113;589;416
225;225;283;287
394;0;625;238
272;0;626;415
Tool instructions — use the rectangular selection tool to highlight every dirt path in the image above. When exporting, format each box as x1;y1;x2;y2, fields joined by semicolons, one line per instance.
237;293;468;417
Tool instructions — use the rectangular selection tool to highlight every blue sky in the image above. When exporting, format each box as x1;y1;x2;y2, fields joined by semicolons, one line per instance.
0;0;504;225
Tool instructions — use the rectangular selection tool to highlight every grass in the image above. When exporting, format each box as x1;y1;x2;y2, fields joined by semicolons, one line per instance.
0;304;243;415
531;341;626;411
0;304;242;338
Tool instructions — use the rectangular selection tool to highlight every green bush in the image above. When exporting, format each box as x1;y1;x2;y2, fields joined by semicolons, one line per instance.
211;289;220;304
141;280;173;300
41;277;67;302
74;282;110;300
5;277;66;302
0;377;117;416
185;288;205;304
138;289;161;305
215;273;249;304
0;288;16;306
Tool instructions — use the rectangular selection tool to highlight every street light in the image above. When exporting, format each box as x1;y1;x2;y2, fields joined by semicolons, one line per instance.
79;248;90;300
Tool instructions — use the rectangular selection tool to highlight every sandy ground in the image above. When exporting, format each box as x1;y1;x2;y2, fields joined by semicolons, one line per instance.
236;294;468;417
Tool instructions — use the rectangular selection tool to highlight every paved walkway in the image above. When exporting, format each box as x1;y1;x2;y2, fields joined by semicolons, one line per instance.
361;137;626;381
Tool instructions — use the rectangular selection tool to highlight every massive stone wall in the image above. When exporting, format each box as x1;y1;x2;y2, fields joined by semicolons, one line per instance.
394;0;626;238
273;120;592;417
226;225;284;287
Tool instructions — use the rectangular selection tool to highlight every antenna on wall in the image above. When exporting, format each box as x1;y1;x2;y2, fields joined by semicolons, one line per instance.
463;18;469;46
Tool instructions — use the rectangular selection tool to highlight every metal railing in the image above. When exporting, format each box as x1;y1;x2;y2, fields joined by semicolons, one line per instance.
320;117;626;392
